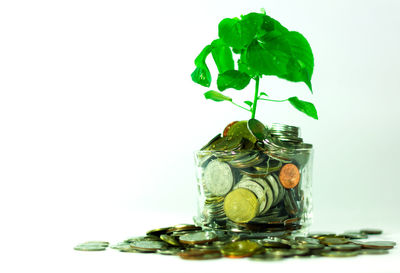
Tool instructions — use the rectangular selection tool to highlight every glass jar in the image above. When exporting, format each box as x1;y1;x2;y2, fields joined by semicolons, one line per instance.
193;123;314;235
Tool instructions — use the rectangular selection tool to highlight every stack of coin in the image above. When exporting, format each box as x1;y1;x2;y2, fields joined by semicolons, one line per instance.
196;119;313;233
270;123;303;146
201;196;227;224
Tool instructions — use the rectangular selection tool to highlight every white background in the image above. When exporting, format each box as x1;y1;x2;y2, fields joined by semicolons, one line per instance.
1;0;399;272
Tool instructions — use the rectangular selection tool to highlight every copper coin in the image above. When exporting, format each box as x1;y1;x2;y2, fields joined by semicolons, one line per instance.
359;241;396;249
360;228;383;235
223;121;238;137
279;164;300;189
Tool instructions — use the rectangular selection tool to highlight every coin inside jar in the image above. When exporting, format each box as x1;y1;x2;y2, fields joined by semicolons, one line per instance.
224;188;260;223
203;160;234;196
279;163;301;189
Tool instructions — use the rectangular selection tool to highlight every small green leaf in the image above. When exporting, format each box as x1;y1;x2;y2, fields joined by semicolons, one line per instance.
192;44;213;87
288;96;318;119
191;66;211;87
194;45;213;67
217;70;251;91
204;90;232;102
211;39;234;74
244;101;253;107
259;92;268;97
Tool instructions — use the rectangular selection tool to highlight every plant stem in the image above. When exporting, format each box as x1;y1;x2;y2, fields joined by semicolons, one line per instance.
231;101;251;112
258;98;289;103
251;76;260;119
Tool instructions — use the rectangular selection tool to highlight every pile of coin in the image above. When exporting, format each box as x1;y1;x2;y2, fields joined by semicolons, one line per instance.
74;224;396;260
195;119;313;232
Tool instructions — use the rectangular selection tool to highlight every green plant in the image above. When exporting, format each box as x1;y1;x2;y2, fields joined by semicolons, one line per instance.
191;10;318;120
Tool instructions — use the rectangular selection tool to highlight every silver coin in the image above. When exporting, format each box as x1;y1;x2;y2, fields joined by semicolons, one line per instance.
252;178;273;214
179;231;218;244
265;174;280;207
130;240;168;252
203;160;234;196
272;173;285;205
283;189;299;216
74;244;107;251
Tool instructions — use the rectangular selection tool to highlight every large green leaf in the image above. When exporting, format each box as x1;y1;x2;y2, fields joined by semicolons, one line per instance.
246;39;288;77
218;13;264;50
204;90;232;102
217;70;251;91
288;96;318;119
211;39;234;74
247;31;314;92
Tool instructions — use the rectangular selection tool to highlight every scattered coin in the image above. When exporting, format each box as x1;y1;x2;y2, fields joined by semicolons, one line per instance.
146;227;170;236
157;248;182;255
221;240;264;258
320;237;350;246
330;244;362;251
321;251;359;257
341;232;368;239
359;249;389;255
179;231;218;245
358;241;396;249
130;240;168;252
74;244;107;251
179;249;222;260
160;234;181;246
81;241;109;247
360;229;383;235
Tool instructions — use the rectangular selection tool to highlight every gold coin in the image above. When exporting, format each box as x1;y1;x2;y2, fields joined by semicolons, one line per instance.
224;188;259;223
221;240;264;258
160;234;181;246
223;121;238;137
227;120;257;143
279;163;300;189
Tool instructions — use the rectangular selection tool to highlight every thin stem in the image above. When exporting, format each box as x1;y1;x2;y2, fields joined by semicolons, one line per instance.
258;98;289;103
251;76;260;119
231;101;251;112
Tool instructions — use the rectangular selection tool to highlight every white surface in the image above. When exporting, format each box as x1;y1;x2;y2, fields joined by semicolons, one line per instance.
1;0;399;272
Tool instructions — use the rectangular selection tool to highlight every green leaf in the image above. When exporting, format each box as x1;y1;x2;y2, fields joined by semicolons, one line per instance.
192;44;213;87
238;49;258;78
217;70;251;91
244;101;253;107
218;13;264;50
259;92;268;97
247;31;314;92
211;39;234;74
288;96;318;119
204;90;232;102
257;15;288;40
194;45;213;67
191;66;211;87
246;39;288;77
